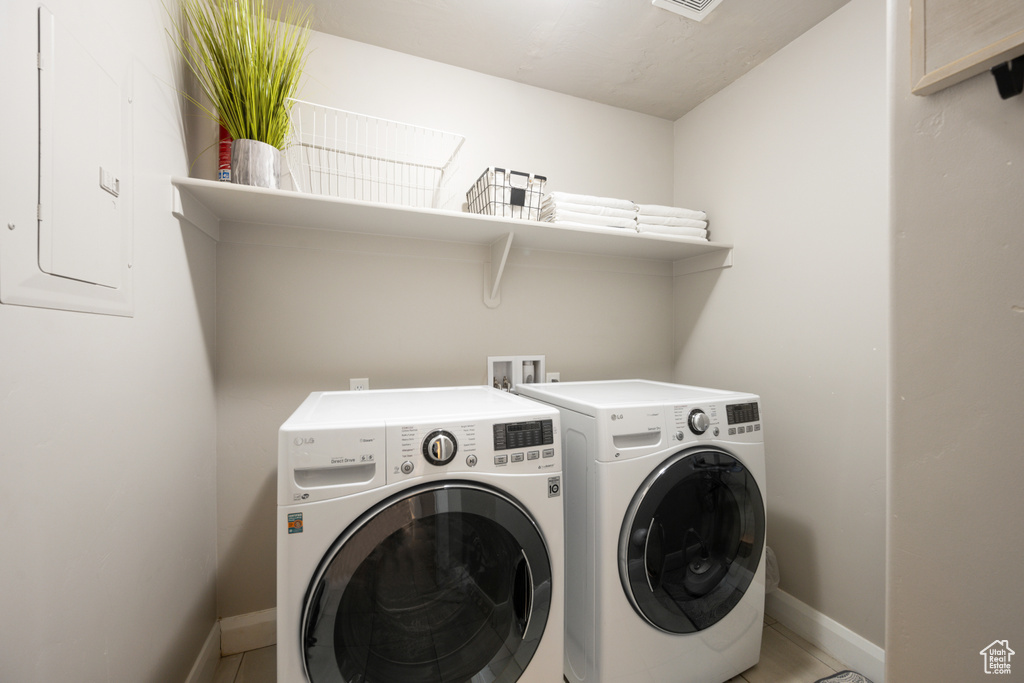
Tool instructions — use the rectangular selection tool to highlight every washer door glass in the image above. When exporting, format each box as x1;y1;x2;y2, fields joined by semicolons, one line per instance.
619;447;764;634
302;482;552;683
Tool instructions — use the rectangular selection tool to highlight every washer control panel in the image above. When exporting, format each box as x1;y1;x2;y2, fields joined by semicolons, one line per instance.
493;419;554;451
279;387;562;503
423;429;457;465
387;416;560;481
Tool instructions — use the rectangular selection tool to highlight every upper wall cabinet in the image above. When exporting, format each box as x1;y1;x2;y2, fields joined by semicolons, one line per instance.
171;176;733;308
0;7;134;316
911;0;1024;95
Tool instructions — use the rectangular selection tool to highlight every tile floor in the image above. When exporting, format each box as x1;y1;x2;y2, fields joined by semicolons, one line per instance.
728;614;847;683
215;614;849;683
213;644;274;683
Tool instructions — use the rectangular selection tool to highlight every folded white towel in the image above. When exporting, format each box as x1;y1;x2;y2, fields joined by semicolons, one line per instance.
543;208;637;230
636;223;708;239
541;200;637;220
546;191;635;211
637;204;707;221
546;219;638;233
632;214;708;230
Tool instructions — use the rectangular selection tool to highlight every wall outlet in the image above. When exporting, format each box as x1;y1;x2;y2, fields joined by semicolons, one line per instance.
350;378;369;391
546;372;560;383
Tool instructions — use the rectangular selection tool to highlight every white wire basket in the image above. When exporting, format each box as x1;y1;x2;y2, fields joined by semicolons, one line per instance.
286;99;465;210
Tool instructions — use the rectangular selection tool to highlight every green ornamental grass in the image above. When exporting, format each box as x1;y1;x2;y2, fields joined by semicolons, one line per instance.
170;0;311;150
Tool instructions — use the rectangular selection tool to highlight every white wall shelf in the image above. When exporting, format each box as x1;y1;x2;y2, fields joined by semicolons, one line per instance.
170;176;732;306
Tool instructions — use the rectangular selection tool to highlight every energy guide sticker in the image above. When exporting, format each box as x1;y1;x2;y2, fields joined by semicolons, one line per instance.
288;512;303;534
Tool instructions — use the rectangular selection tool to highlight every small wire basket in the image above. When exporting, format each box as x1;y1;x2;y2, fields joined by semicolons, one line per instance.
286;99;465;210
466;168;547;221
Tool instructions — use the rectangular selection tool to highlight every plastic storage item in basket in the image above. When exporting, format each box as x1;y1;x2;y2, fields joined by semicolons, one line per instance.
466;168;547;221
286;99;465;210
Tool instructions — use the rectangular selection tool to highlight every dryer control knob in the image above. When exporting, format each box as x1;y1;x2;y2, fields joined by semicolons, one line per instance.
423;430;457;466
688;409;710;435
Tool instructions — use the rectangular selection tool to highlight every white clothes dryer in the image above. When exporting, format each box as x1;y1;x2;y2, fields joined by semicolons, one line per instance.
517;380;766;683
277;386;564;683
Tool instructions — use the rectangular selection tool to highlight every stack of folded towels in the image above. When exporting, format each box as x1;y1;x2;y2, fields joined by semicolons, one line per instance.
540;192;638;231
635;204;709;240
540;192;710;242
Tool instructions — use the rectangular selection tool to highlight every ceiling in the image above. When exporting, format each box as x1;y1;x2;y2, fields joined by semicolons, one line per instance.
280;0;851;121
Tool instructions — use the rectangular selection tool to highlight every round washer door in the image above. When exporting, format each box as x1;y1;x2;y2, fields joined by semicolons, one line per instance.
619;447;765;634
302;482;552;683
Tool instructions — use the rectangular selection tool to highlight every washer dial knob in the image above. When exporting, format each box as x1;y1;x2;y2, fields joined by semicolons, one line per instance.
423;430;457;466
688;409;710;435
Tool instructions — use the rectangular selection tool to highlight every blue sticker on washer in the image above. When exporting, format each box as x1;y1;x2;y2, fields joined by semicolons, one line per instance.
288;512;303;534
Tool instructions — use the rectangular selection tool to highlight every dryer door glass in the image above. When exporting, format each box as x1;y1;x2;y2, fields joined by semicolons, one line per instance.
302;482;552;683
619;447;764;634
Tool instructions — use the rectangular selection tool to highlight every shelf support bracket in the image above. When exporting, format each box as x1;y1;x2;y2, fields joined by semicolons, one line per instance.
992;55;1024;100
484;232;514;309
672;247;733;276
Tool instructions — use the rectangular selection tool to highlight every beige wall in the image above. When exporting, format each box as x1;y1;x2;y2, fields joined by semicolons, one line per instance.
298;35;676;204
0;1;219;681
887;0;1024;679
671;0;888;648
214;34;679;618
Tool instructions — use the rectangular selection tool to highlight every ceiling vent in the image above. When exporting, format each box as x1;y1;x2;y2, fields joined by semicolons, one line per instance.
651;0;726;22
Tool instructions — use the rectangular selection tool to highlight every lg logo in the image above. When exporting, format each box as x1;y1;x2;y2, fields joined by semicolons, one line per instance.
611;413;623;421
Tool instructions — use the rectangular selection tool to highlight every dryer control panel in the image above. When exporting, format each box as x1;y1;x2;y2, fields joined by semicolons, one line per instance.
724;401;762;437
673;401;763;441
594;400;763;462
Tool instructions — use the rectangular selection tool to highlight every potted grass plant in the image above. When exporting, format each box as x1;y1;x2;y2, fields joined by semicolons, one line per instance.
170;0;311;188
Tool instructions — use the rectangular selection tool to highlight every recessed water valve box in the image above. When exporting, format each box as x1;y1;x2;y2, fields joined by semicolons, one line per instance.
487;355;545;393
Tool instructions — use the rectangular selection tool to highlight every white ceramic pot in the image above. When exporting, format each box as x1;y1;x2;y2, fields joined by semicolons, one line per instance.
231;138;281;189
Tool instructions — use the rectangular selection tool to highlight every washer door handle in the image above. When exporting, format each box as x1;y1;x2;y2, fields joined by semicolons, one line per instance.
513;549;534;638
643;518;665;594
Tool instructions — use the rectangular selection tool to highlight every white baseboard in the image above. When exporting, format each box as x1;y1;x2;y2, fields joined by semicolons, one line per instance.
185;622;221;683
766;590;885;683
220;608;277;656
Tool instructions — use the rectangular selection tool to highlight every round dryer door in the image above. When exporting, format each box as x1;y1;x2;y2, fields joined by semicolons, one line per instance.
619;447;765;634
302;482;552;683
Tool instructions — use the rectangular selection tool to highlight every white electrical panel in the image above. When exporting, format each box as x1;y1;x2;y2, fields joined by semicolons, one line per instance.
38;5;123;288
0;7;133;316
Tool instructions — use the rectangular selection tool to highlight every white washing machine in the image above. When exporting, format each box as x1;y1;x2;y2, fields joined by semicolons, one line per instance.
517;380;766;683
277;386;564;683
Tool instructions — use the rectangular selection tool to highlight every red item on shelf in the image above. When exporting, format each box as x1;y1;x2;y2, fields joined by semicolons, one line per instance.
218;125;232;182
